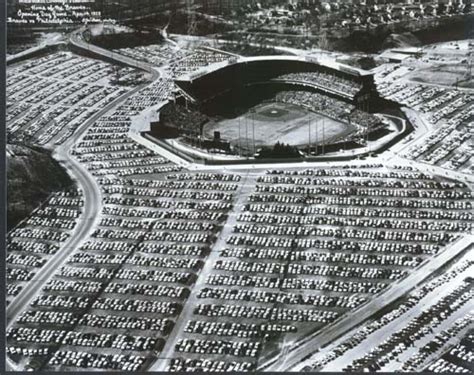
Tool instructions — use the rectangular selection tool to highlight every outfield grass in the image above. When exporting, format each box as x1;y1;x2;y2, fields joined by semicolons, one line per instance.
203;102;356;153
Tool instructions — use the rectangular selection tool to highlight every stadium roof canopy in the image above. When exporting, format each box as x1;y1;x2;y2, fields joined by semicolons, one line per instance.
177;54;373;83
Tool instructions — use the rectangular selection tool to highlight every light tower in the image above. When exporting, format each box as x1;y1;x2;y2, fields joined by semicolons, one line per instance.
186;0;197;35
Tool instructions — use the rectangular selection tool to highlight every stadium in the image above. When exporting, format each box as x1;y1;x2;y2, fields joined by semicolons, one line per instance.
146;54;406;161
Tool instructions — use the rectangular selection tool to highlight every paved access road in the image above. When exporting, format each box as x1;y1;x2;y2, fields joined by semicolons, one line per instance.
6;28;163;372
148;171;259;371
258;235;474;372
313;251;473;372
6;25;161;328
5;78;153;375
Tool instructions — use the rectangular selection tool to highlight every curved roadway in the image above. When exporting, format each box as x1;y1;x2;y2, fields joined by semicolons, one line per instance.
5;26;473;373
69;28;160;78
6;31;160;370
258;235;474;371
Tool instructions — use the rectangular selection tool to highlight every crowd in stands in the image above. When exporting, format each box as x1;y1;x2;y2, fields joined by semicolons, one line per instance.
155;104;208;136
274;72;362;99
275;90;352;120
274;90;384;139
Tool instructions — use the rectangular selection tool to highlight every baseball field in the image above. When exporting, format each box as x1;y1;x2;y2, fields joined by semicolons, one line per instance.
203;102;356;154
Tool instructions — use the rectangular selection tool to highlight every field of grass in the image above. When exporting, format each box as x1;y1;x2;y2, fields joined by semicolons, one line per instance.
409;64;474;88
203;102;355;153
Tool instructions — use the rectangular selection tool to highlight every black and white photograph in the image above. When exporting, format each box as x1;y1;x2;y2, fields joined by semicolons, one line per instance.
2;0;474;373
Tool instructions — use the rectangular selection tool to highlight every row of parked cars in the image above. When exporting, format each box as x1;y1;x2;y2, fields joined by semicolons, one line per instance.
172;164;472;369
194;303;339;323
402;316;472;371
48;351;146;371
7;52;131;146
345;280;473;371
7;189;83;299
304;260;473;371
198;287;366;308
379;78;473;172
167;357;253;372
426;327;473;373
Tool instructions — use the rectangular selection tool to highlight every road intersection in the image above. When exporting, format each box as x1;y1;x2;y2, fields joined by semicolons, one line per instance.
5;29;473;373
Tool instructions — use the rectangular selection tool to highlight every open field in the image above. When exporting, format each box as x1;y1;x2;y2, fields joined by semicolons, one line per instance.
408;64;474;88
404;39;474;88
203;102;355;152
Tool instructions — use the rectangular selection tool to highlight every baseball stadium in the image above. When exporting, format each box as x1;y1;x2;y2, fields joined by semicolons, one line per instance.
146;55;407;161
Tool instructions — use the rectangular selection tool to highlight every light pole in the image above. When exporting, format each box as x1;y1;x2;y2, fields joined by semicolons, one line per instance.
252;110;256;156
322;117;325;155
238;112;241;157
245;115;249;159
308;114;311;156
315;117;318;155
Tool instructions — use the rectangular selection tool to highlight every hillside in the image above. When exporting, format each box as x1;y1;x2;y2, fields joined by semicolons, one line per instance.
7;144;73;231
381;32;422;50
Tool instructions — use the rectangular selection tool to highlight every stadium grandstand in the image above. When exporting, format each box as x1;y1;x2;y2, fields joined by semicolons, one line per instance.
175;56;379;110
145;55;405;161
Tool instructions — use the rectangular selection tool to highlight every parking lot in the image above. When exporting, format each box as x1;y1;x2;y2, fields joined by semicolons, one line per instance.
161;165;472;371
6;47;244;370
376;64;473;175
6;40;474;372
7;133;473;372
6;52;135;147
6;189;84;306
300;250;473;372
